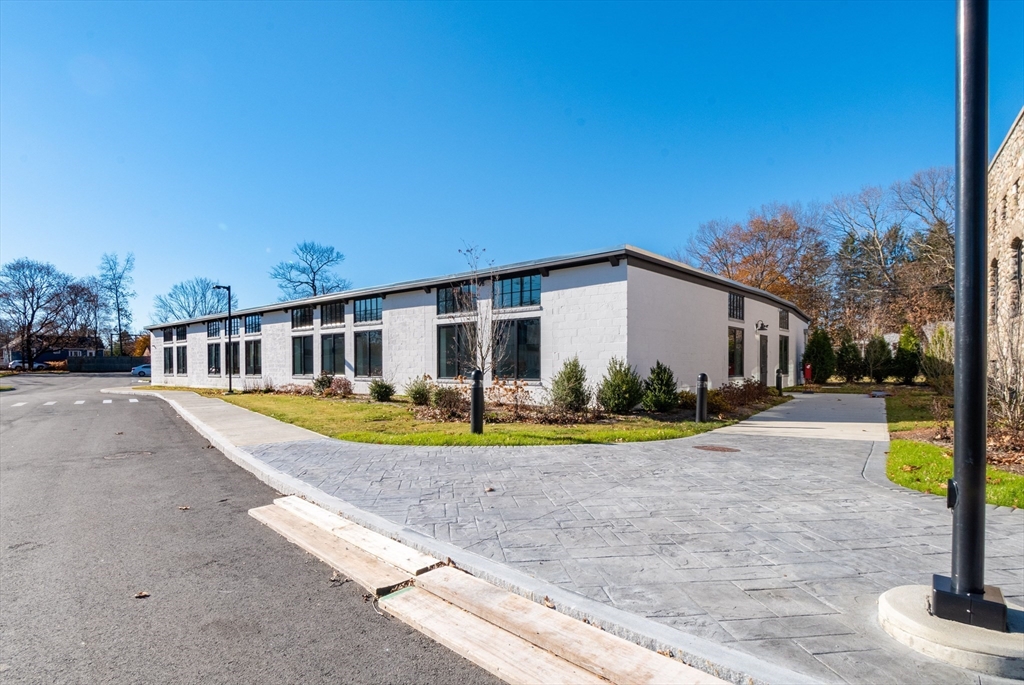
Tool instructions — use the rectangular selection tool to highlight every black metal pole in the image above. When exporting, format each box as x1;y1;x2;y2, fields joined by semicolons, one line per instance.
226;285;233;394
696;373;708;422
470;369;483;434
931;0;1007;632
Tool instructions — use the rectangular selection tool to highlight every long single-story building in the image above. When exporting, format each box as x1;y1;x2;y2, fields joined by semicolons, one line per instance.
146;245;810;396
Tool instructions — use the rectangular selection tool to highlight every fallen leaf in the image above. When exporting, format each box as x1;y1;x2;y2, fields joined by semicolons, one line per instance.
134;591;150;599
542;596;555;609
657;649;673;657
178;506;190;511
900;464;920;472
484;486;495;493
939;482;948;490
115;432;124;435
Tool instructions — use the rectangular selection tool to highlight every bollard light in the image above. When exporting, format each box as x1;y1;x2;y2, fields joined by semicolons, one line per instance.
470;369;484;434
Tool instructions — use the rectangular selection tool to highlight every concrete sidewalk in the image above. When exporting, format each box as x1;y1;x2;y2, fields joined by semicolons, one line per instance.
107;388;1024;685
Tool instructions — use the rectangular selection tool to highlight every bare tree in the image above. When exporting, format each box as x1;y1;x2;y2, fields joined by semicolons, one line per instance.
153;277;239;323
440;245;511;379
98;252;136;356
0;258;84;365
271;241;351;300
990;313;1024;440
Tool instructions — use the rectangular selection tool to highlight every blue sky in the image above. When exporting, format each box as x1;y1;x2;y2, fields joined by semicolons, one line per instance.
1;0;1022;327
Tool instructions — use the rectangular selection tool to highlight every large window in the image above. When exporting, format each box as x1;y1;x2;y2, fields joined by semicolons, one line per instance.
437;285;476;315
207;320;221;338
354;330;383;377
728;327;744;377
493;318;540;380
728;293;744;321
163;329;173;343
244;314;262;334
245;340;262;375
437;324;475;378
163;347;174;374
322;301;345;326
176;345;188;375
291;306;313;329
175;325;187;340
228;318;240;336
355;297;382;323
292;336;314;375
779;335;790;375
493;275;541;309
227;341;239;375
779;310;789;331
207;343;221;375
322;334;345;374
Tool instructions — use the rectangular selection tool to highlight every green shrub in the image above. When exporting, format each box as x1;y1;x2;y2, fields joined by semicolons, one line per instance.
431;385;467;418
641;361;679;412
550;356;592;412
835;332;863;383
368;378;396;402
707;389;732;414
677;390;697;410
596;357;643;413
893;325;921;385
921;325;954;396
404;375;434;405
312;370;334;395
864;335;892;384
803;329;836;383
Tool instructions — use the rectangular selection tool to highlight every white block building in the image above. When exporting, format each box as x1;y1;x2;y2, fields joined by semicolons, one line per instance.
146;246;810;396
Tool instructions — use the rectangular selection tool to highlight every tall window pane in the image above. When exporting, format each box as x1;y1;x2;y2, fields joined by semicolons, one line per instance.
228;318;240;336
322;334;345;374
227;341;239;375
207;344;221;375
245;340;262;375
779;310;789;331
163;347;174;374
779;335;789;375
176;346;188;374
292;336;313;375
207;320;221;338
355;330;382;376
437;324;475;378
244;314;262;334
728;327;744;376
355;297;382;323
728;293;744;321
493;318;540;380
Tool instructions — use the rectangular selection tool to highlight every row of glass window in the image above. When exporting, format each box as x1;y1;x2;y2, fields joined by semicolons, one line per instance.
727;327;790;377
163;341;262;376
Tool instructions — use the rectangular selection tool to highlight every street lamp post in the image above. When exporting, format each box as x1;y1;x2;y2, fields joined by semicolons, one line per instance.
930;0;1007;632
214;285;233;395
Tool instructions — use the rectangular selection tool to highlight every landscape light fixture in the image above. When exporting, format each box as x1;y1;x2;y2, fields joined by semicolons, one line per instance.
213;284;233;394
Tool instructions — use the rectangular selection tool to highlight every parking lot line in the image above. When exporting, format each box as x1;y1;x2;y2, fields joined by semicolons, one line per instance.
11;402;26;407
102;400;112;404
43;401;56;406
75;400;85;405
129;399;139;403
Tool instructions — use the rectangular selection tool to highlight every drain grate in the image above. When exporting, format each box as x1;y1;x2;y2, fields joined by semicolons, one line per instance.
692;445;740;453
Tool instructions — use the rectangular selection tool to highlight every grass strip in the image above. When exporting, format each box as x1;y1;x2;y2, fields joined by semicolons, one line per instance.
887;439;1023;509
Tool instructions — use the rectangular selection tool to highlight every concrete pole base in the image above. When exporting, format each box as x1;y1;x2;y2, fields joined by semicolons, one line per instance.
878;585;1024;679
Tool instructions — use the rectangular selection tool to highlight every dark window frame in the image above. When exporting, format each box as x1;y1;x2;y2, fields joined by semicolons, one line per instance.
227;341;239;376
244;314;262;334
207;320;221;338
354;330;383;377
493;274;541;310
163;329;173;343
437;324;476;378
175;325;187;340
207;343;221;375
493;318;541;380
322;301;346;327
245;339;262;375
779;310;789;331
728;327;744;377
227;318;240;337
779;335;790;375
437;285;476;315
176;345;188;375
291;306;314;330
163;346;174;374
354;297;382;323
728;293;744;321
321;333;345;374
292;335;314;376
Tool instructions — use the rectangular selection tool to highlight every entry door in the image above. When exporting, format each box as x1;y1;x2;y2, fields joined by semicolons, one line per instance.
759;335;768;386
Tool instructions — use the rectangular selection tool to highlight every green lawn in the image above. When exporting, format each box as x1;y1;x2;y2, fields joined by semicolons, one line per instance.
887;439;1024;508
217;393;740;446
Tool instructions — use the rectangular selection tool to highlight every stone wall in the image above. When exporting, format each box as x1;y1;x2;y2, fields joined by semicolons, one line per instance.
988;107;1024;346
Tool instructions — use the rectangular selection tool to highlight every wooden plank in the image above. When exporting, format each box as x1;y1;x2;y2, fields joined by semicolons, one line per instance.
274;496;441;576
416;567;728;685
380;587;608;685
249;504;410;595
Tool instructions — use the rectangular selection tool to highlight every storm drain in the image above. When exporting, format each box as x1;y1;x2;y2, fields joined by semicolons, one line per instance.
692;445;740;453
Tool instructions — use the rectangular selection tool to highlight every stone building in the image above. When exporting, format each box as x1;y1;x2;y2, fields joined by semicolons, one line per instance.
988;106;1024;369
146;245;809;395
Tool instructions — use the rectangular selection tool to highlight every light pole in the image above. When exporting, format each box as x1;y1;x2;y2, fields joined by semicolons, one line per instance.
214;285;233;394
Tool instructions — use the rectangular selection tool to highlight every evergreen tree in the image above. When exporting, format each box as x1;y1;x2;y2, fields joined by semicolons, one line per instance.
893;325;922;385
803;329;836;384
864;336;893;384
835;331;864;383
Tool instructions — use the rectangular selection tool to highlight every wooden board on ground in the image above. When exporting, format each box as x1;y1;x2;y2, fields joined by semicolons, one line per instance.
274;496;441;576
249;504;409;595
416;566;728;685
380;587;609;685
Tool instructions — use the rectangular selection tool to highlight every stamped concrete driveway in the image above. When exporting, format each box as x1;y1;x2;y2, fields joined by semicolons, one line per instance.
243;394;1021;683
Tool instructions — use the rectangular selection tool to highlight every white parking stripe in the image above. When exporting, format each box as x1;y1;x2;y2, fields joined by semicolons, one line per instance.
11;402;26;407
74;400;85;405
43;401;56;406
102;399;112;404
129;399;139;403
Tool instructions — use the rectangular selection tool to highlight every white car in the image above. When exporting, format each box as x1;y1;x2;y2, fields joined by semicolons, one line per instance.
131;364;151;377
9;361;48;371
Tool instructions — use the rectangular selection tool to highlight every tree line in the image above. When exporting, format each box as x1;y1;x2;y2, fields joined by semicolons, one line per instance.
682;166;955;339
0;241;350;365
